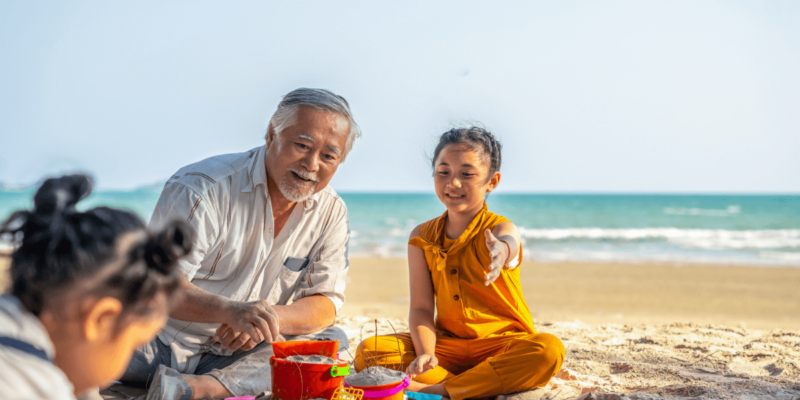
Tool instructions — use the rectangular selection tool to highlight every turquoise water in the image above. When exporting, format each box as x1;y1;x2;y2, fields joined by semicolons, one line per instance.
2;189;799;266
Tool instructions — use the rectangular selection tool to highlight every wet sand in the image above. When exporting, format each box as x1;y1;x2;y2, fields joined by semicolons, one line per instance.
342;258;800;330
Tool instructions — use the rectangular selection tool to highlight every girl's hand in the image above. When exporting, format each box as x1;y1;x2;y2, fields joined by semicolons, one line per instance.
484;229;510;286
406;354;439;377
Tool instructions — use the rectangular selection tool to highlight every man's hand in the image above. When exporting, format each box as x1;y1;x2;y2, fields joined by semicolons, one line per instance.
406;354;439;378
214;324;259;352
215;300;281;347
484;229;510;286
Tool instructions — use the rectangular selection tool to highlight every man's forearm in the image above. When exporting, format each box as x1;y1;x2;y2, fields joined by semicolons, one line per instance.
170;279;232;323
273;294;336;336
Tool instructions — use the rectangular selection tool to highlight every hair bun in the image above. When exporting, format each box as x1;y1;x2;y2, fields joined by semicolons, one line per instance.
33;174;92;217
142;221;194;274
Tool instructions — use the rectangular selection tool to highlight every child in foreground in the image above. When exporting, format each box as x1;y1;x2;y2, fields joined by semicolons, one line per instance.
0;174;192;399
355;127;564;399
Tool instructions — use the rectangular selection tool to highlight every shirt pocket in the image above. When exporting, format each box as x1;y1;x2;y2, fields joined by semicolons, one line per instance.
265;257;309;305
284;256;310;272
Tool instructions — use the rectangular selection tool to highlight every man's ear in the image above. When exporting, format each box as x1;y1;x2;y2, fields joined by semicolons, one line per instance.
265;126;277;149
82;297;123;342
487;172;501;192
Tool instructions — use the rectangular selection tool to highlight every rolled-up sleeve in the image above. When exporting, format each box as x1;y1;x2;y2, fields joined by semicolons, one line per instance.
293;202;350;313
149;182;219;281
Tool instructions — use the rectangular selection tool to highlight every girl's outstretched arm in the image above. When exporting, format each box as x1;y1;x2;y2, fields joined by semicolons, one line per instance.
407;225;439;377
483;221;523;285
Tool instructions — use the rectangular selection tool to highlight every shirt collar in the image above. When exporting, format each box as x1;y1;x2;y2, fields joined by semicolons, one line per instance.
242;145;319;211
303;191;320;211
242;145;267;193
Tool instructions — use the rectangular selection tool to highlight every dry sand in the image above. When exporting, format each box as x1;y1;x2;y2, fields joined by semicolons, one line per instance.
340;258;800;399
2;255;799;399
0;251;9;293
284;354;338;364
341;316;800;399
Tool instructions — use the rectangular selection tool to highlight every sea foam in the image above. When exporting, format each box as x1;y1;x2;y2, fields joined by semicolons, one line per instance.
518;228;800;250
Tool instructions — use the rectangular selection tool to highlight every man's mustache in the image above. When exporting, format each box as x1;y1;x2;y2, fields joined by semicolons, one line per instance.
290;169;319;183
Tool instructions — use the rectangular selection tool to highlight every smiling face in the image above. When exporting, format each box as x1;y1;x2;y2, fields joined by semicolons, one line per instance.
434;143;501;216
265;106;350;202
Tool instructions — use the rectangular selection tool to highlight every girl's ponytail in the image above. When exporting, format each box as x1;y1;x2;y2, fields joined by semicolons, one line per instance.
1;174;192;321
137;221;192;276
32;174;92;217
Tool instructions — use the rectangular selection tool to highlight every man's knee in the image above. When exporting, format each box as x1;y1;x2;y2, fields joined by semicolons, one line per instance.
315;325;349;352
288;325;350;353
119;338;171;386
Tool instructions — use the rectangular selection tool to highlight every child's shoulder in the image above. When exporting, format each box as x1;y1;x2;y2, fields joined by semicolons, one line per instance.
485;208;513;226
408;215;445;241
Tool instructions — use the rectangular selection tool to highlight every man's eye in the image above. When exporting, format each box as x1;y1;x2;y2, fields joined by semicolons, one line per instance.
296;143;309;150
323;153;335;161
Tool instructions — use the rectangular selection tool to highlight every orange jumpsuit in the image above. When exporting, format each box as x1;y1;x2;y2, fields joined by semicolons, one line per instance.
355;204;565;400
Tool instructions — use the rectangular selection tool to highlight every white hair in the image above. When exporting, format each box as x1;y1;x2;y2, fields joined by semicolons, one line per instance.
269;88;361;162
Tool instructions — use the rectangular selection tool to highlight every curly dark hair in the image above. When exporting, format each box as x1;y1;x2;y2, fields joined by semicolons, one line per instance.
0;174;192;320
432;126;503;178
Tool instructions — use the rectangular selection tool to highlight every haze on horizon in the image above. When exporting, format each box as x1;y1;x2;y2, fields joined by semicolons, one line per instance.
1;1;798;193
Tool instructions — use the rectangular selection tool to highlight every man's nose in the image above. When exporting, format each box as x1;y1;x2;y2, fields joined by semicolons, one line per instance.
302;151;320;172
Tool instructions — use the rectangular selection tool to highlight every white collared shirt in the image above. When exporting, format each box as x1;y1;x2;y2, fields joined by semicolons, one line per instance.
0;295;76;400
149;145;350;372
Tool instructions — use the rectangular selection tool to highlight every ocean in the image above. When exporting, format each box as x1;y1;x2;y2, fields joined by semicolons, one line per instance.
1;189;798;267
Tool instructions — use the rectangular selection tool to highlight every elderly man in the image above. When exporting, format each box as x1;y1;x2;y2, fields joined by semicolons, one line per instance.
121;88;360;400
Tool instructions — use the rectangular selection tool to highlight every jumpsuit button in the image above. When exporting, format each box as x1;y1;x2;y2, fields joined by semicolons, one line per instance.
453;295;460;301
450;269;457;275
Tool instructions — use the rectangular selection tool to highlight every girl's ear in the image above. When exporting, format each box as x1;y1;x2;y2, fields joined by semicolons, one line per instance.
486;171;501;193
82;297;123;342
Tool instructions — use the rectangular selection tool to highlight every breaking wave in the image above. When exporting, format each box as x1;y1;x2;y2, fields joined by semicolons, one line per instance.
518;228;800;250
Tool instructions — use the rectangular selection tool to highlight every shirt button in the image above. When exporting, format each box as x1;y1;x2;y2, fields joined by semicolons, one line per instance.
453;295;460;301
450;269;457;275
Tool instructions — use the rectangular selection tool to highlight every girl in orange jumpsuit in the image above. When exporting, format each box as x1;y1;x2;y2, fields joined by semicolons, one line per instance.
355;127;565;400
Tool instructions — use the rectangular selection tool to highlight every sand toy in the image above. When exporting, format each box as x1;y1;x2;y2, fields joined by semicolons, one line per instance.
405;392;443;400
330;386;365;400
345;320;410;400
344;366;409;400
271;340;350;400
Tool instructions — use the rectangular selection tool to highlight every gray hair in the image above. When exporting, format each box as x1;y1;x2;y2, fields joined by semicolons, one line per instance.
269;88;362;162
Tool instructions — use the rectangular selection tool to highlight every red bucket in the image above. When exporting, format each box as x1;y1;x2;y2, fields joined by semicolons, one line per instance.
271;341;349;400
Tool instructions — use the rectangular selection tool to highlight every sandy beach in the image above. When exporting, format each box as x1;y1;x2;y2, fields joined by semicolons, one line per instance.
2;255;799;399
341;259;800;399
342;258;800;330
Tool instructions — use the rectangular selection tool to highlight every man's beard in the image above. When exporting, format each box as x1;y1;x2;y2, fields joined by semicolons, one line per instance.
277;169;318;202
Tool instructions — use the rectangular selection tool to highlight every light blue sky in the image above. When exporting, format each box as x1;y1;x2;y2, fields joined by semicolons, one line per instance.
1;1;798;193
